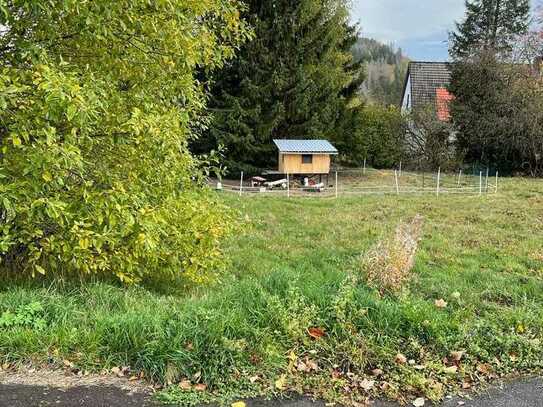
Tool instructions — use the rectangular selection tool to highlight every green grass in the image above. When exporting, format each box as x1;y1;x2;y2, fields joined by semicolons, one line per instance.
1;174;543;405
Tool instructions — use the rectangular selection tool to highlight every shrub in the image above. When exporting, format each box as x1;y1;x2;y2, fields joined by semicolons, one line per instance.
361;215;424;293
0;1;249;283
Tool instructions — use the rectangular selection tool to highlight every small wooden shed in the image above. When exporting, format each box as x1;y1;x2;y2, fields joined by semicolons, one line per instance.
273;139;338;175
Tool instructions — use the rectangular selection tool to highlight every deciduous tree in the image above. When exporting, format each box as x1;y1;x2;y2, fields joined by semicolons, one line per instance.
0;0;249;283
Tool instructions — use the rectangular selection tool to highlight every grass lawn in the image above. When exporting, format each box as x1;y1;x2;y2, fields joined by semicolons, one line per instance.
1;173;543;405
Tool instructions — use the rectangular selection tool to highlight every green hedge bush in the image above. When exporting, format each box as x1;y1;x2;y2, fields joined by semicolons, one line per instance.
0;0;250;283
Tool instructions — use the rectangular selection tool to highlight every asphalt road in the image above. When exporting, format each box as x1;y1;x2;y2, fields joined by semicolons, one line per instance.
0;378;542;407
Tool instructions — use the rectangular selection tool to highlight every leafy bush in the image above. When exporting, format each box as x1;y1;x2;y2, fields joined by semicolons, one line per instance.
0;301;46;330
334;104;405;168
0;1;249;283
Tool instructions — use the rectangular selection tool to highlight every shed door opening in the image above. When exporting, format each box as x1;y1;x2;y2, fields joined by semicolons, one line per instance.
302;154;313;164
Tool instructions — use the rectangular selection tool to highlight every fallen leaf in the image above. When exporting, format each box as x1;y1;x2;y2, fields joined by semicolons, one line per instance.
462;381;471;389
450;351;464;361
178;380;191;390
477;363;493;375
395;353;407;365
194;383;207;392
129;375;138;381
413;397;425;406
435;299;448;308
380;382;391;391
444;365;458;374
111;366;121;376
308;327;326;340
63;360;74;368
359;378;375;391
296;361;309;372
306;359;318;371
275;374;287;390
371;368;383;377
231;402;246;407
414;365;425;370
249;375;259;383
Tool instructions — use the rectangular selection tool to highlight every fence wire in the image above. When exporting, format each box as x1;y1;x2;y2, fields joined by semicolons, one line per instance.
215;168;499;198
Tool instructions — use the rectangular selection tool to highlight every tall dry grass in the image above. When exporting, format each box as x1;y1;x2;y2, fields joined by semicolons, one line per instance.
361;214;424;293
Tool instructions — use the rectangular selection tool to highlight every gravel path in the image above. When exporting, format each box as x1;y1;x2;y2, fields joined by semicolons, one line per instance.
0;375;541;406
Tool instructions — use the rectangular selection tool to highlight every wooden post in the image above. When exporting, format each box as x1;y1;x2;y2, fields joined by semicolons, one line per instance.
457;169;462;186
495;171;499;194
286;173;290;198
335;171;338;198
399;161;402;177
363;158;367;175
239;171;244;196
485;168;489;193
436;167;441;197
394;170;400;195
479;171;483;196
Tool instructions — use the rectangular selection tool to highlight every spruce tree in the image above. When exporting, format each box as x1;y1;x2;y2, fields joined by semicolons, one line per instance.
450;0;530;59
194;0;365;173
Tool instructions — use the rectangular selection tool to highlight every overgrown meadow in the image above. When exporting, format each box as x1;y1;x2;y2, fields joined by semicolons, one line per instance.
1;176;543;405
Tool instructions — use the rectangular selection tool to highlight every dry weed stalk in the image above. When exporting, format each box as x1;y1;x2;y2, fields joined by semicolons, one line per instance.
362;214;424;293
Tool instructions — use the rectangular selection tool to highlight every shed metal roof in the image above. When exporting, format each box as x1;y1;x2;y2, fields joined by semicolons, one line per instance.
273;139;338;154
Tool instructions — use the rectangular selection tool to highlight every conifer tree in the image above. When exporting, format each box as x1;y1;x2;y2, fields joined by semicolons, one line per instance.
195;0;365;173
450;0;530;59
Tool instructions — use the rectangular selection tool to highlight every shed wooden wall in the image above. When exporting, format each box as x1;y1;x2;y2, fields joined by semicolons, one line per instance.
278;153;331;174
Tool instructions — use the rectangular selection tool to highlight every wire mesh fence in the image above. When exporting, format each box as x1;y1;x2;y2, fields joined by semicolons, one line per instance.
215;167;499;199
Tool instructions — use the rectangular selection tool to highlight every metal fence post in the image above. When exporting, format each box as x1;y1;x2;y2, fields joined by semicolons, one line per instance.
335;171;338;199
436;167;441;197
394;170;400;195
495;171;499;194
479;171;483;196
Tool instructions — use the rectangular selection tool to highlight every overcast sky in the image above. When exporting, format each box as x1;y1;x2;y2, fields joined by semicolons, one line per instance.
351;0;540;61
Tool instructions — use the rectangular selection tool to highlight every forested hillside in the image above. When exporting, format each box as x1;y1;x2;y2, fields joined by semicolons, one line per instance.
352;37;409;105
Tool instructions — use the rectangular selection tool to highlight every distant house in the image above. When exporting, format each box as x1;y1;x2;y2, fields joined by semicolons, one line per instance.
401;61;453;121
273;139;338;175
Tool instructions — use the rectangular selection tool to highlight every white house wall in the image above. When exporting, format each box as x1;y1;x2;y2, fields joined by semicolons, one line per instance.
401;74;412;114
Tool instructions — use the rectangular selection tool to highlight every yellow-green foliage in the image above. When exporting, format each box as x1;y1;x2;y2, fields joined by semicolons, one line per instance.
0;0;250;283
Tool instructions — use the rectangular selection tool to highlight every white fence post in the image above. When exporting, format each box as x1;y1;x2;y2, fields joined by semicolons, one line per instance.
239;171;244;196
363;158;367;175
495;171;499;194
394;170;400;195
399;161;402;177
485;168;489;193
479;171;483;196
287;173;290;198
335;171;338;199
457;169;462;186
436;167;441;197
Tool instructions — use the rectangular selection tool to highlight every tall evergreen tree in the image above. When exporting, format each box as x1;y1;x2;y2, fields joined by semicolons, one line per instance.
194;0;365;173
450;0;530;59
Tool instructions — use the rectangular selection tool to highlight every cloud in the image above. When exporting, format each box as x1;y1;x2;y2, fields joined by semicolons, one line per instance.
352;0;465;41
351;0;543;60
